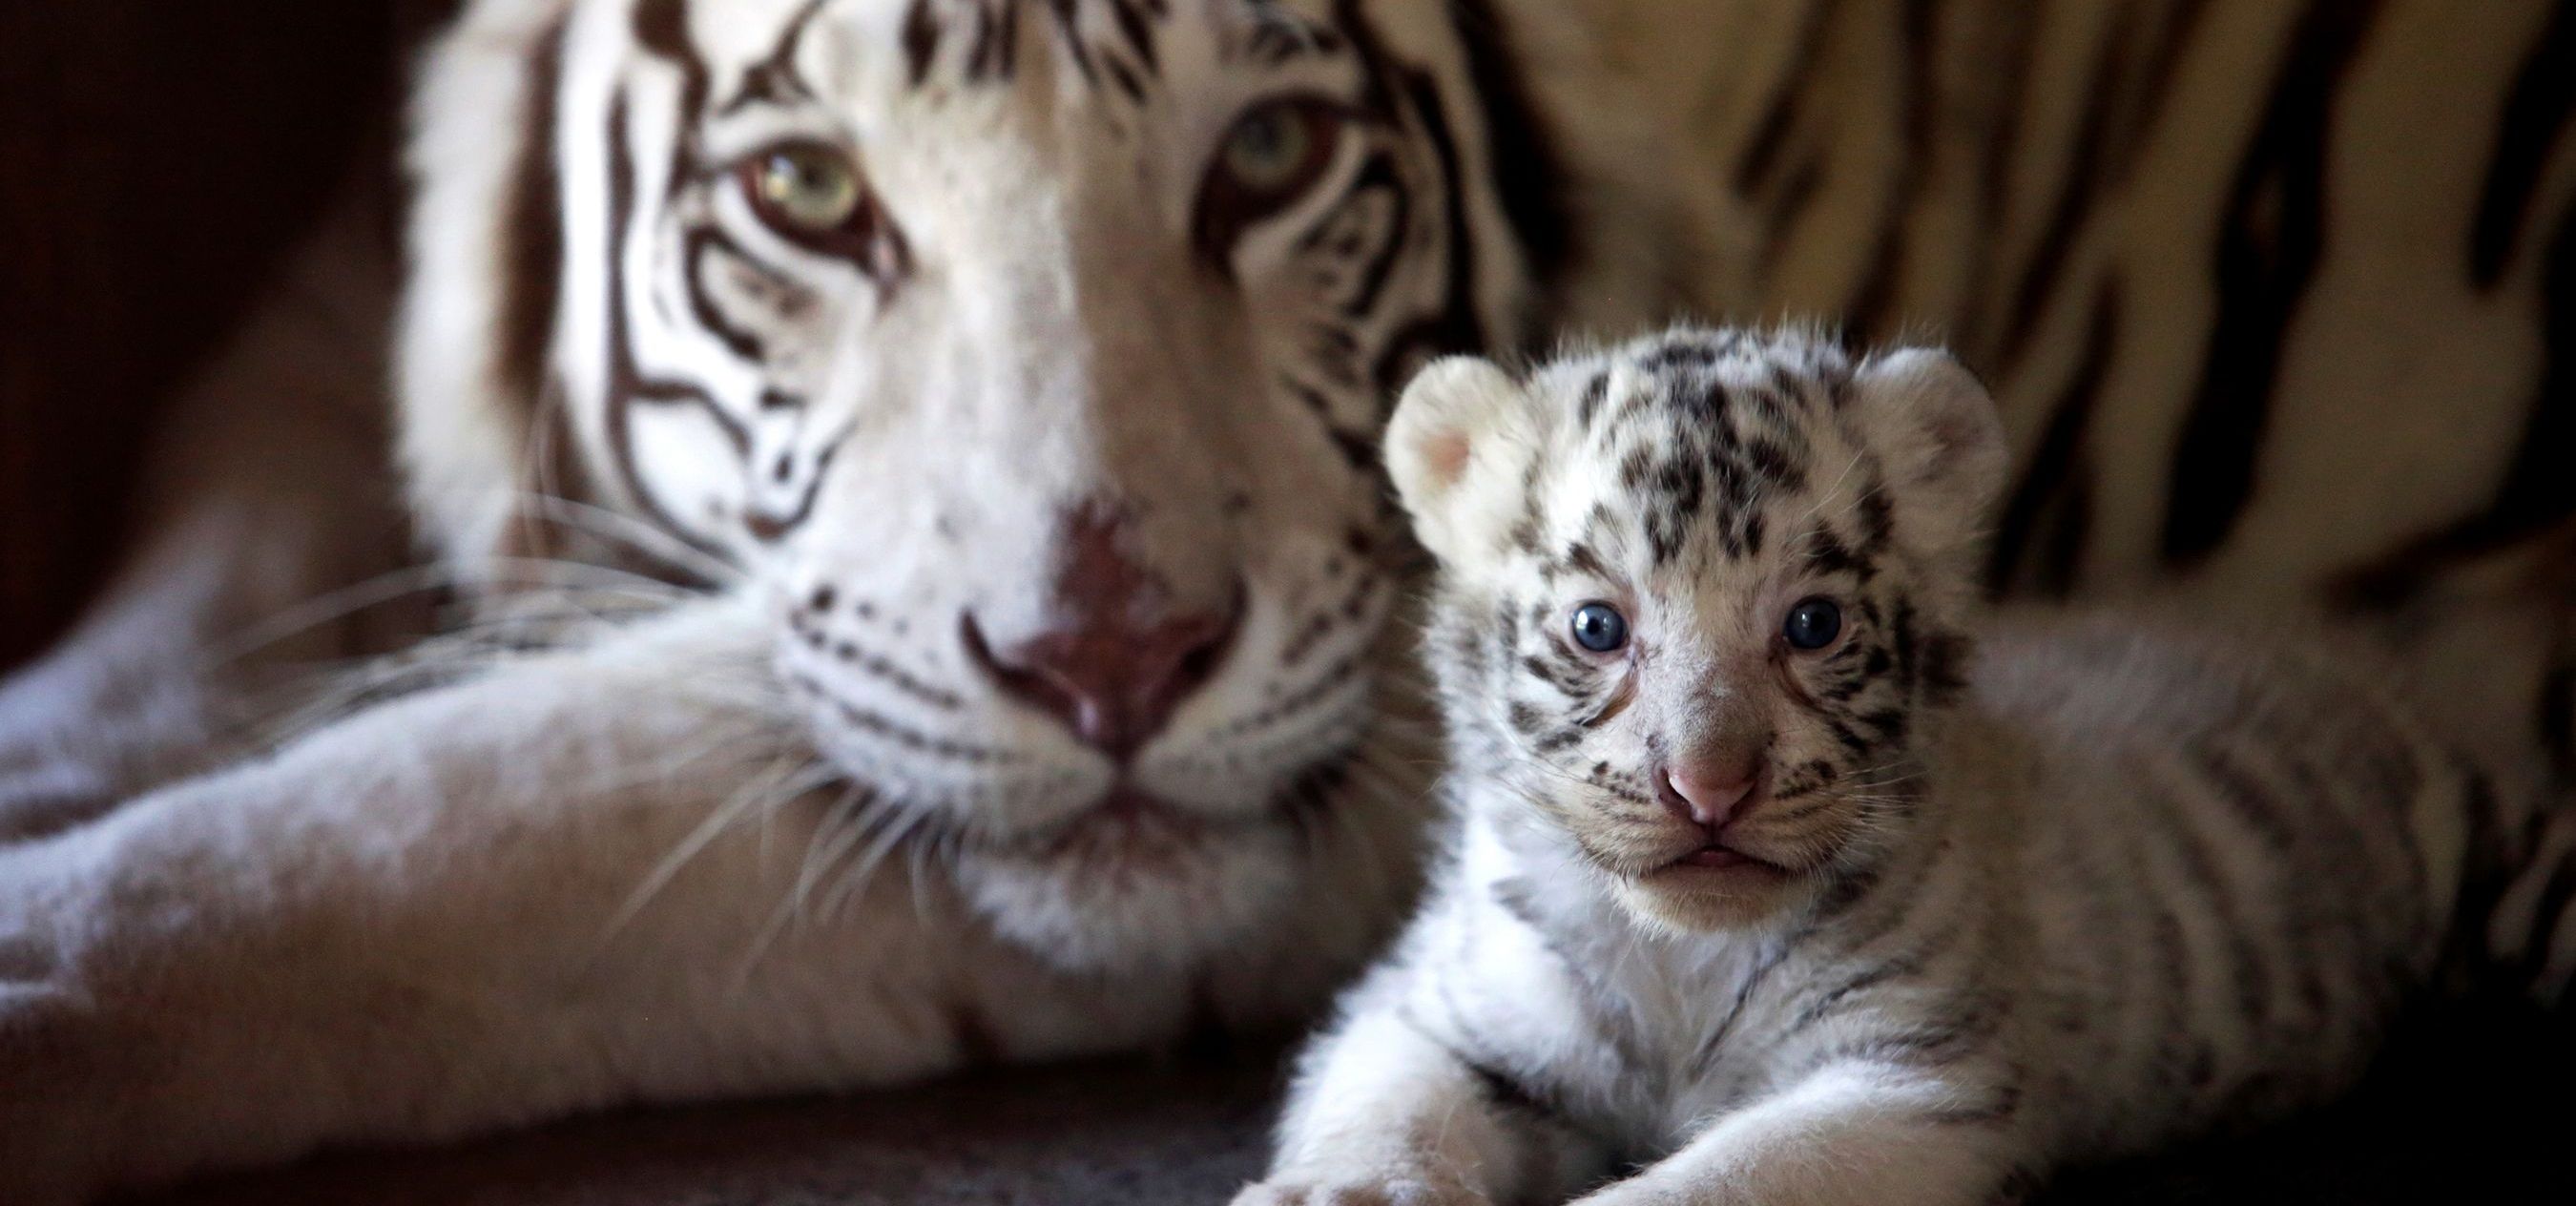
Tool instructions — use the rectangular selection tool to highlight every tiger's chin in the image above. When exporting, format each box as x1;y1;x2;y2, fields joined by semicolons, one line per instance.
956;789;1306;974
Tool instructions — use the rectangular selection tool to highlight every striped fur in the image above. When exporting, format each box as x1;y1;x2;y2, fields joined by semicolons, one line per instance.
391;0;2576;989
6;4;2575;1202
395;0;2576;985
1242;328;2547;1205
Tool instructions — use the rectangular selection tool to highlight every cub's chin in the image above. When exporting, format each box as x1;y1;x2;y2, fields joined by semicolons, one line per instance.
1611;855;1813;932
955;803;1303;975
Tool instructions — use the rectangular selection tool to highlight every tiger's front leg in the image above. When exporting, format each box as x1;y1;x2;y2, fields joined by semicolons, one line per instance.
0;596;1142;1206
1571;1062;2029;1206
0;182;414;844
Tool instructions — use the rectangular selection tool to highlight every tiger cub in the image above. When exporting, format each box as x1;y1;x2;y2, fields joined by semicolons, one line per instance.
1235;327;2502;1205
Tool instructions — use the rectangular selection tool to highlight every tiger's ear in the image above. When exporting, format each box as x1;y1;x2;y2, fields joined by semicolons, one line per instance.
1386;357;1551;569
1847;347;2008;566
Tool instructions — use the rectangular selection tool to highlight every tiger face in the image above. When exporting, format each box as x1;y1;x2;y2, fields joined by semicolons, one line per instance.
1388;328;2007;932
402;0;1570;972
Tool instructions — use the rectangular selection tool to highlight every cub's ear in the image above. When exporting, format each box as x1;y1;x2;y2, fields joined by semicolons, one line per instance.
1385;357;1550;568
1848;347;2008;564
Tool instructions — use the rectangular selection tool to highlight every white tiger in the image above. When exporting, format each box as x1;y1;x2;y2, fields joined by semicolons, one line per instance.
0;1;2571;1202
1239;327;2541;1206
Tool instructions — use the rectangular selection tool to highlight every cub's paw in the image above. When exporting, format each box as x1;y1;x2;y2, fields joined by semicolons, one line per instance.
1230;1176;1488;1206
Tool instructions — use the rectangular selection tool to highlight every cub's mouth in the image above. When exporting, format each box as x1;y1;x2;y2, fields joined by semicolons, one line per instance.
1668;843;1782;872
1645;846;1792;886
1584;779;1859;904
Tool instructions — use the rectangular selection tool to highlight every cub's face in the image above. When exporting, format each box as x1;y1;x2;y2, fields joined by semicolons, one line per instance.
407;0;1564;972
1388;329;2006;932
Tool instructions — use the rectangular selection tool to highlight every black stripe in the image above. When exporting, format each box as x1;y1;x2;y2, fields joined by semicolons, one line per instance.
682;228;771;364
2190;741;2302;854
967;1;1022;83
2153;773;2275;1033
1106;0;1159;73
1485;877;1657;1075
1046;0;1100;86
2471;1;2576;289
1994;9;2127;369
2456;206;2576;556
497;19;569;421
1787;954;1922;1033
724;0;830;113
1732;0;1837;198
2544;651;2576;782
2331;204;2576;608
2522;852;2576;984
1841;0;1934;342
2114;0;2214;169
1104;54;1147;102
1985;284;2115;596
1996;1;2205;365
1463;1056;1566;1124
1959;2;2038;357
2161;0;2385;568
903;0;942;87
813;690;1008;763
1682;939;1796;1082
1329;156;1412;321
1446;0;1575;332
1801;1008;2002;1075
2446;761;2516;969
601;94;743;559
1363;68;1486;386
633;0;712;171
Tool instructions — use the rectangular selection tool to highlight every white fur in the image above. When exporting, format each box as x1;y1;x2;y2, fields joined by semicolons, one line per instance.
1240;333;2511;1205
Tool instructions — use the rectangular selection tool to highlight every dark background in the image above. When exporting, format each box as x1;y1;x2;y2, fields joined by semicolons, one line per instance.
0;1;434;672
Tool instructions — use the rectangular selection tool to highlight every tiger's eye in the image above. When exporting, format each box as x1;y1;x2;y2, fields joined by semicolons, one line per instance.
1196;99;1347;258
1570;602;1630;654
1783;597;1843;651
747;142;863;232
1223;104;1318;195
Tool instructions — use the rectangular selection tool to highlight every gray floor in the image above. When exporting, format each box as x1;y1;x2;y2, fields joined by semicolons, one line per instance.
139;1004;2576;1205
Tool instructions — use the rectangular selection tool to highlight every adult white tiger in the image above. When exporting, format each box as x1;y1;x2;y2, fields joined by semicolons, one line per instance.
0;0;2569;1202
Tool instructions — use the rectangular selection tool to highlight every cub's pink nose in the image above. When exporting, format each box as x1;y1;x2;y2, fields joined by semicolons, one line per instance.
1656;761;1761;829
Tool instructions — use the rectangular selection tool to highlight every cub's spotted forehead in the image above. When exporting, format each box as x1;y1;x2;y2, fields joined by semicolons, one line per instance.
1529;327;1870;570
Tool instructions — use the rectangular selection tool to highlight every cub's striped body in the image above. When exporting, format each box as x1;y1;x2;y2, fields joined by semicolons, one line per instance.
1244;328;2536;1206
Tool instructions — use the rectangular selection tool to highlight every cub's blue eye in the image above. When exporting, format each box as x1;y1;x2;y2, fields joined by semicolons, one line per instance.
1783;597;1842;650
1569;602;1630;654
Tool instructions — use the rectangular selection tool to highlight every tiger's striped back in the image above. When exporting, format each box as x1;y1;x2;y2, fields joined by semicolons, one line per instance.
1623;0;2576;610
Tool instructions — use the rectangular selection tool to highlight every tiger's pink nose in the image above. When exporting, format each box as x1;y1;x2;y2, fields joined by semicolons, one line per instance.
1657;760;1762;829
968;609;1236;761
965;505;1240;761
